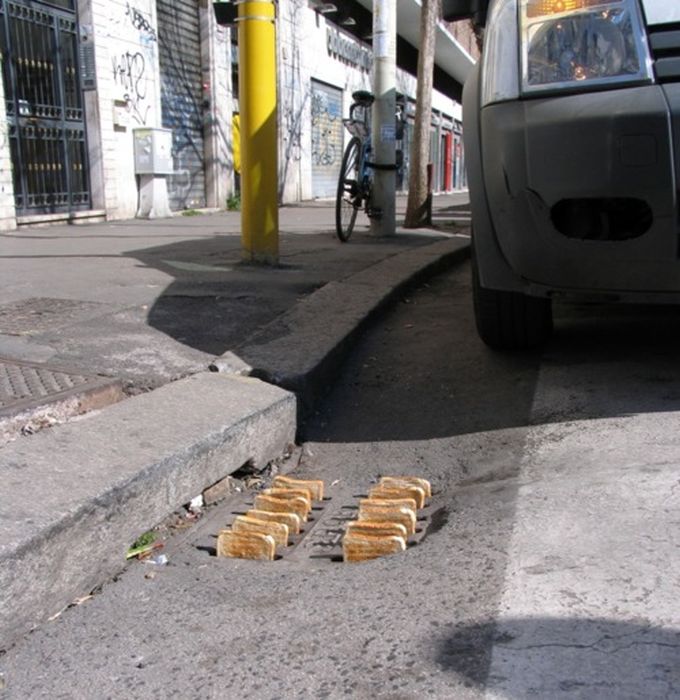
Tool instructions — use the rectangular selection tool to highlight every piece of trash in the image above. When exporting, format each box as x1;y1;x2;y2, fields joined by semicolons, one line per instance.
404;323;414;329
189;495;204;513
0;672;5;690
144;571;157;580
331;479;340;487
143;553;168;566
72;595;93;606
243;475;264;489
127;531;156;559
126;541;163;560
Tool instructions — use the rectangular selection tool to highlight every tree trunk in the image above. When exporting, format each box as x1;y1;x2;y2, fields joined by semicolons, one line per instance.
403;0;440;228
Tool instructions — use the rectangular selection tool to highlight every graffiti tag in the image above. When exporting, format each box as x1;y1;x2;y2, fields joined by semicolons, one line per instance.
126;3;157;42
112;51;149;125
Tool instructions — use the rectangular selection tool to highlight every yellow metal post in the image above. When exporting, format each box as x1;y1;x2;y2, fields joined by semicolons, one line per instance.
237;0;278;264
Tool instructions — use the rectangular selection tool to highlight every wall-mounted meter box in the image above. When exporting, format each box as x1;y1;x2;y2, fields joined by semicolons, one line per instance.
133;128;174;175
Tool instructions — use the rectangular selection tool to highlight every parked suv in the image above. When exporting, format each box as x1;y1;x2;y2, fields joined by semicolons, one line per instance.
444;0;680;349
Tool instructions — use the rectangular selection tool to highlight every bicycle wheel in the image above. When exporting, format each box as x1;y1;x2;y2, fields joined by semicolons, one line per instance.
335;137;362;242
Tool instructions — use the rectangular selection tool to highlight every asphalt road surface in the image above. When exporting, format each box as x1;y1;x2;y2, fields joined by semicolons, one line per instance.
2;262;679;699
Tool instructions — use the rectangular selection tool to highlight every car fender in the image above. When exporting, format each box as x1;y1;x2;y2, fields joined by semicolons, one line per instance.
463;63;524;293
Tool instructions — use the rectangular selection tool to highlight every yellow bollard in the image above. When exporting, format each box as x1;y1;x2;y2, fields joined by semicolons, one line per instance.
237;0;279;264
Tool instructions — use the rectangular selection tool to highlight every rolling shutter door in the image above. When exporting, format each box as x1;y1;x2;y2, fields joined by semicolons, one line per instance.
310;80;343;199
157;0;206;210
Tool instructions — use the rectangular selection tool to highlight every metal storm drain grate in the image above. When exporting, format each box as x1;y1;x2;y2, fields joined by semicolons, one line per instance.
306;496;437;564
0;297;111;335
0;357;117;415
200;476;436;566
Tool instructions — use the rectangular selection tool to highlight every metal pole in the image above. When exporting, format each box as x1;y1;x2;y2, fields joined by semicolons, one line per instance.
237;0;278;264
370;0;396;237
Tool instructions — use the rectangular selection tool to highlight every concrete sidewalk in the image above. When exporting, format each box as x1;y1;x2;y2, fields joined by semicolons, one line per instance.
0;193;470;648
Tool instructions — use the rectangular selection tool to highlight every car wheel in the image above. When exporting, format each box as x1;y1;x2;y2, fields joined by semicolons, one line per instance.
472;250;553;350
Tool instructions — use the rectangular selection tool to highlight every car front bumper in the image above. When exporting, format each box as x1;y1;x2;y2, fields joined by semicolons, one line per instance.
476;81;680;298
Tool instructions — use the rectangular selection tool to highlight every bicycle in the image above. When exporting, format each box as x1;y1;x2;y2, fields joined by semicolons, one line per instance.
335;90;405;242
335;90;376;242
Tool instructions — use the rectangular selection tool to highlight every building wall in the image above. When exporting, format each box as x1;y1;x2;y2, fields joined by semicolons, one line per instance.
0;0;464;224
446;20;481;61
0;73;17;231
277;0;465;203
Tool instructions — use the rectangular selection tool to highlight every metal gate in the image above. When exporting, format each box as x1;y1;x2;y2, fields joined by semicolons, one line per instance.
311;80;342;198
157;0;206;211
0;0;89;215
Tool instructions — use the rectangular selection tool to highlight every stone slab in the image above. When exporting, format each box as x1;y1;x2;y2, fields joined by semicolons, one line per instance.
0;372;296;648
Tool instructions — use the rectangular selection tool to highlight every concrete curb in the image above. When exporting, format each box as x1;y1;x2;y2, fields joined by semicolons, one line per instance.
0;373;296;648
211;237;470;428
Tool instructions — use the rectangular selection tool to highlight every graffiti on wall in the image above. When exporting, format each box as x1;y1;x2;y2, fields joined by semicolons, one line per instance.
125;2;157;44
311;89;338;167
106;0;158;126
112;50;150;125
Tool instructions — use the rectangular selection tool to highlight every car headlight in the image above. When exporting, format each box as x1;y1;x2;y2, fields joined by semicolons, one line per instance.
521;0;653;94
481;0;520;106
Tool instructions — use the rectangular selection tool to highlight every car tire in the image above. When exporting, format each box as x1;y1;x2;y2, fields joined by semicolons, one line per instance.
472;250;553;350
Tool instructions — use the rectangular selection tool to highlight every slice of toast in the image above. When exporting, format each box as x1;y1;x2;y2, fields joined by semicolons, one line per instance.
232;515;289;547
261;487;312;512
380;476;432;499
216;530;276;560
254;494;309;522
343;533;406;562
272;475;324;501
360;497;417;514
345;520;409;540
246;509;302;535
357;502;417;535
369;484;426;509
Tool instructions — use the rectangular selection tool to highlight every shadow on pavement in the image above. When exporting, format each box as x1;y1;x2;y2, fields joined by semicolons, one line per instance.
436;617;680;696
126;233;326;355
304;264;543;442
305;263;680;442
126;230;443;356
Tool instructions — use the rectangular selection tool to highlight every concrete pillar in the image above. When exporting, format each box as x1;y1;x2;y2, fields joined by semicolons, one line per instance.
370;0;396;237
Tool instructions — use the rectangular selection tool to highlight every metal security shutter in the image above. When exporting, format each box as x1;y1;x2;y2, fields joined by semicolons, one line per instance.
157;0;206;210
310;80;342;198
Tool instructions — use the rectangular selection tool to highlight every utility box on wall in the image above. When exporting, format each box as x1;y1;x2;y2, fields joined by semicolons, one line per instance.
133;128;174;175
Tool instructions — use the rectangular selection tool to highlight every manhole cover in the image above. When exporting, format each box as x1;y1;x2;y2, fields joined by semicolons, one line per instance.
0;297;111;335
0;357;119;417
